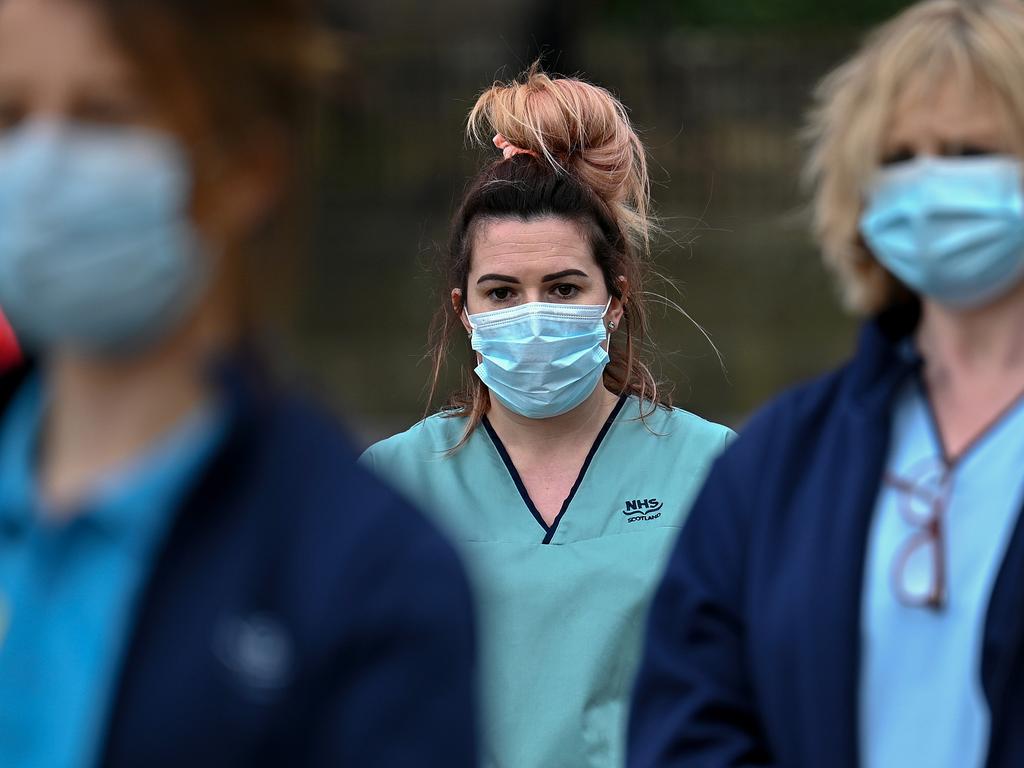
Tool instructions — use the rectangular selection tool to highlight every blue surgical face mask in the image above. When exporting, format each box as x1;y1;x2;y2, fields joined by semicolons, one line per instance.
859;155;1024;309
0;121;210;356
467;299;612;419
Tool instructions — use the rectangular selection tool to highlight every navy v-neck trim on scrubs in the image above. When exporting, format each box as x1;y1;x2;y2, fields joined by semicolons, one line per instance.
481;394;628;545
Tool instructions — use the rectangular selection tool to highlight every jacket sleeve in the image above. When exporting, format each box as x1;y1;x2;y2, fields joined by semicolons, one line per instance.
627;433;775;767
305;490;478;767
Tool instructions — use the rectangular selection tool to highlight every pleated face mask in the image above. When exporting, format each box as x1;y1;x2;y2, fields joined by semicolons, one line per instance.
860;155;1024;308
0;121;211;356
467;299;612;419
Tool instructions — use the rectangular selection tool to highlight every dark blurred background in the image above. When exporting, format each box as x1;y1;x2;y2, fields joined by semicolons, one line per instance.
283;0;911;442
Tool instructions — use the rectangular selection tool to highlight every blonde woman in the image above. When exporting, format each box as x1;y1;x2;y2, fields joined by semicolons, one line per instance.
629;1;1024;766
362;66;732;768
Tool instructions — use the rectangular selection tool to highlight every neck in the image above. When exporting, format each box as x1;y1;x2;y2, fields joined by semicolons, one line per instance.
485;385;621;453
917;282;1024;389
39;321;226;512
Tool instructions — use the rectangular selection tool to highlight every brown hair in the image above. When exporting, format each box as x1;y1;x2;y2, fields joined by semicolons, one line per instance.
428;64;668;450
92;0;334;143
83;0;336;334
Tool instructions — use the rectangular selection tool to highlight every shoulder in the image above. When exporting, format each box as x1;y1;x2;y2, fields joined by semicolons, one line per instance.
657;365;857;574
646;400;734;441
222;390;469;600
620;397;734;456
725;362;853;469
726;309;915;467
689;362;859;526
276;395;451;526
360;410;470;471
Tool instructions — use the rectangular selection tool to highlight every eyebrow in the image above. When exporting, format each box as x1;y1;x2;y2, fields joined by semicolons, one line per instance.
477;273;521;285
475;268;590;285
541;269;589;282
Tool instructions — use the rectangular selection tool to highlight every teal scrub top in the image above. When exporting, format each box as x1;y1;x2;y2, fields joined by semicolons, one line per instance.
361;395;733;768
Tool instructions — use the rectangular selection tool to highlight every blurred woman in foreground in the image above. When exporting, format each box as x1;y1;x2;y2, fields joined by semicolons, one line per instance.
0;1;476;765
629;1;1024;766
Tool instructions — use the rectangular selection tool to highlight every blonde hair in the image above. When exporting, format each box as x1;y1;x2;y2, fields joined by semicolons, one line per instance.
467;62;653;257
805;0;1024;314
428;64;667;450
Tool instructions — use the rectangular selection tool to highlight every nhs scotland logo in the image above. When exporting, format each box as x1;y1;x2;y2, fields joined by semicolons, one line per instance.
621;498;664;523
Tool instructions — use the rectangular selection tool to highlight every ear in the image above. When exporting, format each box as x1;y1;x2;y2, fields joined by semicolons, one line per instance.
607;275;628;332
452;288;472;334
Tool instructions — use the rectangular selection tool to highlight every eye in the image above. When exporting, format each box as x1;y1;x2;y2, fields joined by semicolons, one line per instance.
942;142;996;158
552;283;580;300
70;93;149;127
881;147;915;166
0;100;27;133
486;287;514;302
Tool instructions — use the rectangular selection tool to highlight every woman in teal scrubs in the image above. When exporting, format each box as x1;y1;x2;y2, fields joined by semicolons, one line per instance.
362;66;733;768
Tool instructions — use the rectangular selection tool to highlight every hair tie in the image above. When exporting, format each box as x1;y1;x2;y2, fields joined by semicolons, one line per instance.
493;133;540;160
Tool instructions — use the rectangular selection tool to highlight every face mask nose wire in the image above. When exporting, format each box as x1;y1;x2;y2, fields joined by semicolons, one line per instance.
464;296;614;337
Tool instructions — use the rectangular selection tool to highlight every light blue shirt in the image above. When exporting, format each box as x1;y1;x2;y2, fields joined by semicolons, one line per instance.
0;375;226;768
861;378;1024;768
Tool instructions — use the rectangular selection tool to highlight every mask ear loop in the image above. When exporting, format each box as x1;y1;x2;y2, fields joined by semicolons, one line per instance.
602;296;616;332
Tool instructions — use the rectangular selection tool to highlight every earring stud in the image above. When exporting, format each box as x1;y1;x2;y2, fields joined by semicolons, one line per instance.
608;321;616;331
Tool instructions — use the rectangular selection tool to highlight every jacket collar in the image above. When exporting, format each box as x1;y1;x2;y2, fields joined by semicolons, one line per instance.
796;299;921;766
845;298;923;414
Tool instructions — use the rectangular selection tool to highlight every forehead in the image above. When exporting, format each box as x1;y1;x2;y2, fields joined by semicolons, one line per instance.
0;0;134;86
886;67;1016;148
469;216;595;274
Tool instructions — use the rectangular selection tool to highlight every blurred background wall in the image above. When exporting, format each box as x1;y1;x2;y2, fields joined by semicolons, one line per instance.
281;0;911;442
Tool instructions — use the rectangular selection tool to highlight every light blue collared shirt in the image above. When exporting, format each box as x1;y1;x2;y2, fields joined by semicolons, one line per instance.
0;375;225;768
861;377;1024;768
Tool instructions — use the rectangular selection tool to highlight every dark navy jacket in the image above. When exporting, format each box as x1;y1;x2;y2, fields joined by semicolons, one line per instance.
0;361;478;767
628;303;1024;767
